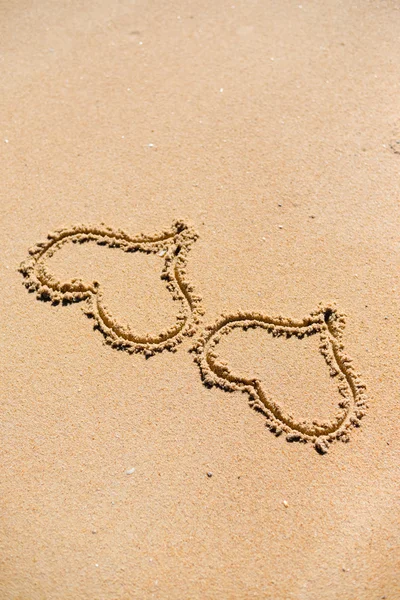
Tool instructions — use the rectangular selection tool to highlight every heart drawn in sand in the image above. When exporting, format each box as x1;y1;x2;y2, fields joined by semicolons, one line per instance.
19;220;204;356
192;306;367;453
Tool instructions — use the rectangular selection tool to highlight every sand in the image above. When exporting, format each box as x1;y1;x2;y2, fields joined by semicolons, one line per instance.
1;1;399;598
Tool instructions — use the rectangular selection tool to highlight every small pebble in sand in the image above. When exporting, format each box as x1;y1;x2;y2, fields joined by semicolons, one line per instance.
278;225;283;229
158;249;166;257
207;472;213;478
126;467;135;475
283;500;289;508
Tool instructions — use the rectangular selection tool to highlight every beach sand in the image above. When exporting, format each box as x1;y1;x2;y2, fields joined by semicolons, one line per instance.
1;1;399;598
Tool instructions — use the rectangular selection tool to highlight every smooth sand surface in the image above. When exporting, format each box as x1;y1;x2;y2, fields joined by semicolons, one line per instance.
1;1;399;598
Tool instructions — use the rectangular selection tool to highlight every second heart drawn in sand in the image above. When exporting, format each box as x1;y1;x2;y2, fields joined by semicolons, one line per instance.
191;306;367;454
19;221;367;452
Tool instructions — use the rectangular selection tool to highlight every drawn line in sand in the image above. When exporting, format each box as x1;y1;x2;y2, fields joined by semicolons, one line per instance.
191;305;367;453
19;220;204;356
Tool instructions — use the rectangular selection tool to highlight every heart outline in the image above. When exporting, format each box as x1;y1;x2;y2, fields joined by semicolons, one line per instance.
191;305;367;453
19;220;204;356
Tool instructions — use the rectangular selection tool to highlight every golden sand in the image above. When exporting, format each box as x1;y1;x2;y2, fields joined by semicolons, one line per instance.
1;1;399;598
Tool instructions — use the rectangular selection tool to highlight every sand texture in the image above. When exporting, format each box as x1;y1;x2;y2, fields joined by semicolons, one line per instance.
1;1;399;598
